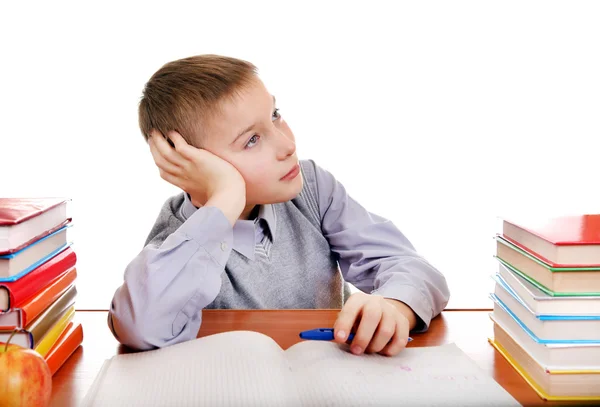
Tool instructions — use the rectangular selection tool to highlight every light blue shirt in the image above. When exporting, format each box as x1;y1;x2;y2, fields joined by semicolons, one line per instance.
109;160;450;350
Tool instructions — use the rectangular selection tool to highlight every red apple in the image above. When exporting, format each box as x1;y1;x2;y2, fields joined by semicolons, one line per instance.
0;337;52;407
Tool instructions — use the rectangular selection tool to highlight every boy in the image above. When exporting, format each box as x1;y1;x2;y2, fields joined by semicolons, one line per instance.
108;55;450;356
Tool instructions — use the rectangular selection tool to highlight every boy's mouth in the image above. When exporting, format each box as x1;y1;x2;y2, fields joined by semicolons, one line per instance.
280;164;300;181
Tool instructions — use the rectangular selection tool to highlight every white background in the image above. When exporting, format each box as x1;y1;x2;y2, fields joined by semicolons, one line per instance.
1;1;599;310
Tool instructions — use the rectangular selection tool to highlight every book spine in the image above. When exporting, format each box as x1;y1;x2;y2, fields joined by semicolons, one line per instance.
45;322;83;376
21;267;77;326
29;284;77;344
35;305;75;358
2;247;76;307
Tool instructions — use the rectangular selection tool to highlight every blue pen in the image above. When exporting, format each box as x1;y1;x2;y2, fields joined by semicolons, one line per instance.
299;328;412;343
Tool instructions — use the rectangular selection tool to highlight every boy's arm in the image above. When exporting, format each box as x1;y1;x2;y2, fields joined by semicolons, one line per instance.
108;202;234;350
309;160;450;332
109;131;246;350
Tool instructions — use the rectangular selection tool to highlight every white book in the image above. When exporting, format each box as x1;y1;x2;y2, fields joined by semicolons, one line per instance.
491;283;600;342
0;226;70;280
82;331;521;407
0;199;68;253
0;308;22;327
496;261;600;315
495;236;600;293
492;321;600;399
491;297;600;370
490;308;600;371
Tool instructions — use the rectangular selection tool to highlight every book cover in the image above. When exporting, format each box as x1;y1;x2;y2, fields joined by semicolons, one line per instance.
35;304;76;358
493;317;600;373
45;322;83;376
27;284;77;345
492;273;600;320
504;214;600;246
502;214;600;266
0;198;68;226
0;246;77;312
495;236;600;294
489;338;600;401
495;261;600;315
0;226;72;282
0;218;71;256
490;311;600;371
0;284;77;348
491;293;600;344
496;257;600;297
496;235;600;271
0;267;77;329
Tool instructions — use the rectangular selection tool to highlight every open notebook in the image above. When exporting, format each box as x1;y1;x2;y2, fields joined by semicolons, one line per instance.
83;331;521;406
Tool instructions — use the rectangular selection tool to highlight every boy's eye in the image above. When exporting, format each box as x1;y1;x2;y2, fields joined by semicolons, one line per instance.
272;108;281;121
245;135;260;149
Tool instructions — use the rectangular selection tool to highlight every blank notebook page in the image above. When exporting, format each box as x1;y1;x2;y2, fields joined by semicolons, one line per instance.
82;331;521;407
285;340;521;406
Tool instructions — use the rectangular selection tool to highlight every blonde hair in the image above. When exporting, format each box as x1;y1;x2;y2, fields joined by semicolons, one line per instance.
138;54;257;146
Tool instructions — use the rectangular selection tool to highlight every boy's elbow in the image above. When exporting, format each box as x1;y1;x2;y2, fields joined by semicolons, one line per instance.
108;309;156;351
108;299;202;351
431;267;451;314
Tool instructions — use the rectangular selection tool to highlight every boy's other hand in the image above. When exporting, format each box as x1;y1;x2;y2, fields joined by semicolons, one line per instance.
148;130;246;225
333;292;417;357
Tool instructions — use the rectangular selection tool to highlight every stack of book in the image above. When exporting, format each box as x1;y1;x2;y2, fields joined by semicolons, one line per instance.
488;214;600;401
0;197;83;375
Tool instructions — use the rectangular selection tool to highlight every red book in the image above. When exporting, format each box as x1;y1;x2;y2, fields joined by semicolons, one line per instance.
0;197;69;255
0;267;77;329
502;214;600;267
0;246;76;312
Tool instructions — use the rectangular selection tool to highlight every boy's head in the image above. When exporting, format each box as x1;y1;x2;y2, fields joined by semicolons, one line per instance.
139;54;302;208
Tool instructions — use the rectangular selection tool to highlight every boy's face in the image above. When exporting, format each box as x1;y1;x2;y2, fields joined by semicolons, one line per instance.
200;77;303;208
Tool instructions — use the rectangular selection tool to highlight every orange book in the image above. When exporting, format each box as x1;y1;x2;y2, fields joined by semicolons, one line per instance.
45;321;83;376
0;284;76;348
0;267;77;329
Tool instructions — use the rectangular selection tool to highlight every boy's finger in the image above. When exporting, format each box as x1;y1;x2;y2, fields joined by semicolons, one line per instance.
168;131;211;164
158;168;182;189
155;154;182;176
366;311;395;354
148;129;164;140
167;131;186;146
149;139;181;175
350;302;382;355
148;138;164;166
153;132;187;167
333;297;364;343
380;315;410;356
168;131;195;157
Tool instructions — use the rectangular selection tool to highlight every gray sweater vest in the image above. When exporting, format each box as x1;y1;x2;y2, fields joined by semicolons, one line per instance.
149;161;350;310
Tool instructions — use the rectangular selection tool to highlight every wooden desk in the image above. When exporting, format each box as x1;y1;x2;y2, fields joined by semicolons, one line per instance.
51;310;595;407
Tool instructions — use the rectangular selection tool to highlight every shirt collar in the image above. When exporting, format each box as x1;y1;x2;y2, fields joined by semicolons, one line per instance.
232;220;256;260
181;193;277;260
257;203;277;243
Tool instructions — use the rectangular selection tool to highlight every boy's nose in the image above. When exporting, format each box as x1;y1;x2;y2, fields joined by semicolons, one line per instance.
275;131;296;160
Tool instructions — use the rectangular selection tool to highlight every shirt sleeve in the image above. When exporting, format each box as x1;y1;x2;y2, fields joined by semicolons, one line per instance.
310;160;450;332
108;205;233;350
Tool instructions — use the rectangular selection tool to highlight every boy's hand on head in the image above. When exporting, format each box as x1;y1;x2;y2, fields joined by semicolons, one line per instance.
148;130;246;225
333;292;417;357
